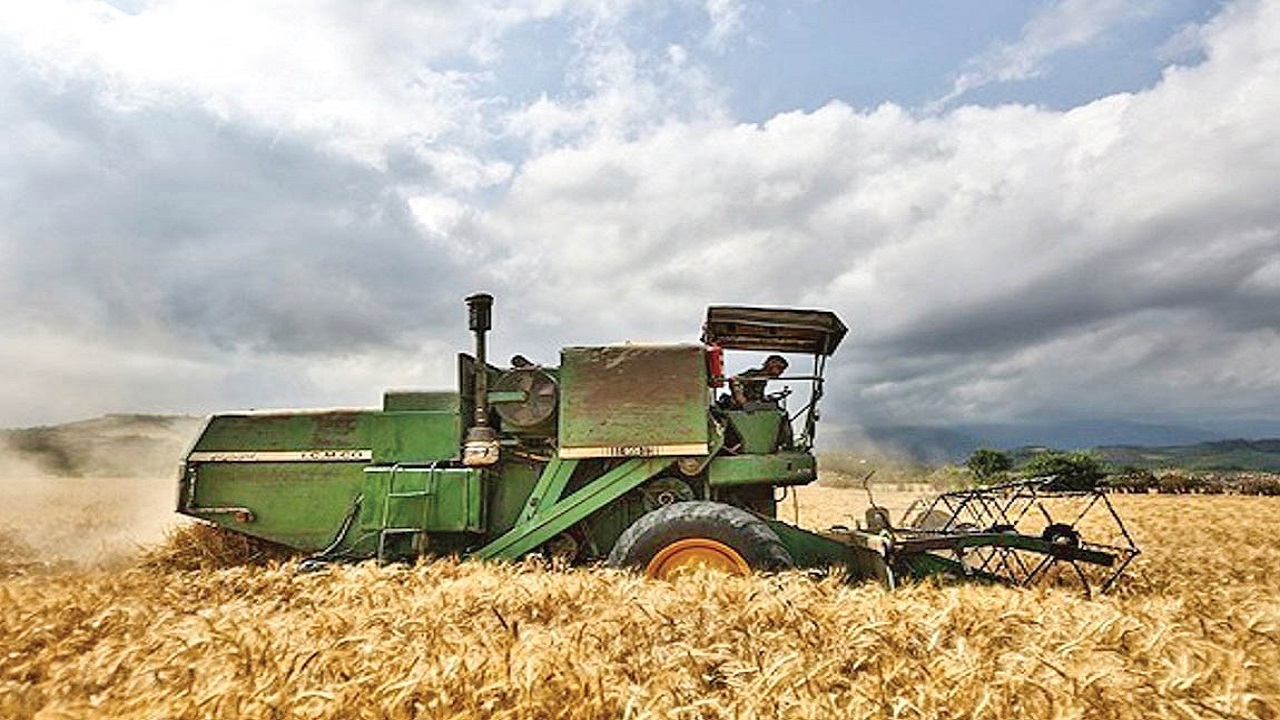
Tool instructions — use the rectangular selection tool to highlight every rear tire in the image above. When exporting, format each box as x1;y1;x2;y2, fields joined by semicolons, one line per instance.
607;501;793;579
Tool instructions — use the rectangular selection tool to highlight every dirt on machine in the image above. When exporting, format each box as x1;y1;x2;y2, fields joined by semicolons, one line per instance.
178;294;1138;593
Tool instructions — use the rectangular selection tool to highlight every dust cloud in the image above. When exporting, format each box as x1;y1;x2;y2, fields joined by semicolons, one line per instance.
0;475;181;570
0;415;203;571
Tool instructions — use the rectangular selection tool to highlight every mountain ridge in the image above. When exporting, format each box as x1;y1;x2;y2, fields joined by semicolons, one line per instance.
826;419;1280;470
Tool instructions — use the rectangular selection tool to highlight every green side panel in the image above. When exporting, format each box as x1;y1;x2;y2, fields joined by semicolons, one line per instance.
384;391;460;412
558;345;709;456
487;459;543;535
189;409;461;464
707;451;816;487
360;467;484;534
723;410;784;453
187;462;365;551
765;520;893;586
192;411;370;452
369;412;461;463
181;407;464;553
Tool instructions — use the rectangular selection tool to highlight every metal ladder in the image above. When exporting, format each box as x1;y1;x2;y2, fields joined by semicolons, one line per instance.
376;464;440;561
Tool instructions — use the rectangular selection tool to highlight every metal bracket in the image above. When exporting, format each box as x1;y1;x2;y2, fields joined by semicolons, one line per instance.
475;456;670;561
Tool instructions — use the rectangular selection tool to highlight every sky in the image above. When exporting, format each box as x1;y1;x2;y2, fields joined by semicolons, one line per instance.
1;0;1278;440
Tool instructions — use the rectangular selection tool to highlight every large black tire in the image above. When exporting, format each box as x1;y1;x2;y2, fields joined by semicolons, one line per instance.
607;501;793;577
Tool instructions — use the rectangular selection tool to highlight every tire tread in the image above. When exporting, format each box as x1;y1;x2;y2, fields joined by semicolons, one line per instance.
607;501;793;572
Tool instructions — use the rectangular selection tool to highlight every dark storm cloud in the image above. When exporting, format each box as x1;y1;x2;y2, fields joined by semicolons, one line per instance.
867;236;1280;361
0;71;474;358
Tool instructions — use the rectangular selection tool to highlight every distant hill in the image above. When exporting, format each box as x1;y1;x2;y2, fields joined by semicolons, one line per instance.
1095;438;1280;473
825;420;1280;471
829;421;1233;464
0;414;204;478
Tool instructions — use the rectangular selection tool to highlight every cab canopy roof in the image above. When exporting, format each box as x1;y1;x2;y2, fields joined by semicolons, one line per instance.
702;306;847;356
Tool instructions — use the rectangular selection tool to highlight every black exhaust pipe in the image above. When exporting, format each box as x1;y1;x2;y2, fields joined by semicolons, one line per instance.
463;293;499;466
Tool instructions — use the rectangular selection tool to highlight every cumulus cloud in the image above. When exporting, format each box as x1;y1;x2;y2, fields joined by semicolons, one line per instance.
0;70;469;352
485;0;1280;426
0;0;1277;439
2;2;492;166
0;0;747;423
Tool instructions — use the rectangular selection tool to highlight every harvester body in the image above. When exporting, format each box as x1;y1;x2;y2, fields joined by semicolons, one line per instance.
179;297;1137;591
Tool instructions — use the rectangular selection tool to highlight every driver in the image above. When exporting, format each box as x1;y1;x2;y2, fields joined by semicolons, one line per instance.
728;354;788;408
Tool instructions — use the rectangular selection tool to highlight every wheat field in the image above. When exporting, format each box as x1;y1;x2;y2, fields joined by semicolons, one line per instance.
1;477;1278;719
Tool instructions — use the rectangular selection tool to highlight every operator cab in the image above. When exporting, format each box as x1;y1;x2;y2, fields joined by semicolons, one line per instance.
702;306;847;454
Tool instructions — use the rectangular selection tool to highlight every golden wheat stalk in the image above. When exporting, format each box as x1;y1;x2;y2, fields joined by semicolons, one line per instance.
1;493;1277;719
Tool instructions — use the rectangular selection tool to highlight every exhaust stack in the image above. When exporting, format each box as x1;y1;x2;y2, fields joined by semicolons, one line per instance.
463;293;500;466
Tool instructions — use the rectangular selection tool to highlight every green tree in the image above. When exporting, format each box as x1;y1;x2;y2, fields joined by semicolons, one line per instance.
966;448;1014;484
1020;450;1106;491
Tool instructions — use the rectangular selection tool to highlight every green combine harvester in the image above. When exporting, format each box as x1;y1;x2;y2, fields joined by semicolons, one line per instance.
179;294;1138;592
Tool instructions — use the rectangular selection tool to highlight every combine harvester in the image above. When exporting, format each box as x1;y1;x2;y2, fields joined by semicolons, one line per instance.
179;294;1138;593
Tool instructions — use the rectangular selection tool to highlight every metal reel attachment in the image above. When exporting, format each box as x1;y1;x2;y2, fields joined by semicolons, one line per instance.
898;477;1140;595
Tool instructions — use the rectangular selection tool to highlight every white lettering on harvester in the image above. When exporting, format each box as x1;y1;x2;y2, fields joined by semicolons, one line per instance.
188;450;373;463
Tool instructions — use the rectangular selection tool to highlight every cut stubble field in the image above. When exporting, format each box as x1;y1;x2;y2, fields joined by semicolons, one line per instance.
1;476;1278;719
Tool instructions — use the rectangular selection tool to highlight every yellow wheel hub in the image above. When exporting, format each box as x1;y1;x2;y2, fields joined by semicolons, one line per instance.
645;538;751;579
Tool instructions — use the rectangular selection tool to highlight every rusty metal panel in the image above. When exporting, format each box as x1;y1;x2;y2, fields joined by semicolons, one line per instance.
558;345;709;458
702;306;847;355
